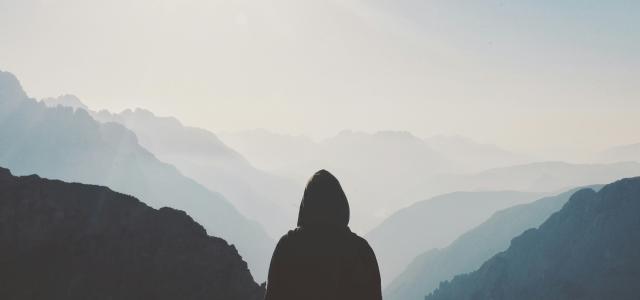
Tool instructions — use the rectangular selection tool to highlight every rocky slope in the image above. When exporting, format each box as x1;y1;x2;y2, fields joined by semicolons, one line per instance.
427;177;640;300
0;70;273;280
0;167;264;300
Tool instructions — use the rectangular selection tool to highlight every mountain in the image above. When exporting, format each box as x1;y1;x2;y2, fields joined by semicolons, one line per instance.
384;186;602;300
0;167;264;300
222;130;640;233
0;70;273;281
426;177;640;300
223;129;453;232
0;71;27;100
365;191;543;286
424;135;532;173
42;94;89;111
219;129;319;176
596;143;640;163
314;130;453;231
87;107;299;237
434;161;640;194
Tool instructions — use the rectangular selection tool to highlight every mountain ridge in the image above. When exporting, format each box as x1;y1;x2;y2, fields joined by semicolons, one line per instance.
92;106;298;237
384;185;602;300
426;177;640;300
0;70;273;281
0;166;265;300
366;190;544;285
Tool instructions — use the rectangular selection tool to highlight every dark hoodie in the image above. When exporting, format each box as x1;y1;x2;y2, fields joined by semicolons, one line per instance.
264;170;382;300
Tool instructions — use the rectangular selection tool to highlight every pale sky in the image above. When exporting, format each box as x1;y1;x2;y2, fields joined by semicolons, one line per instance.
1;0;638;159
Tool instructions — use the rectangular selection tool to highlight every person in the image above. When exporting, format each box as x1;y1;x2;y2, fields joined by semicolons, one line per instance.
264;169;382;300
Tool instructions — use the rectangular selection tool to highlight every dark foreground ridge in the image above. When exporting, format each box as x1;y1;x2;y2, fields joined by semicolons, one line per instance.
426;177;640;300
0;167;265;300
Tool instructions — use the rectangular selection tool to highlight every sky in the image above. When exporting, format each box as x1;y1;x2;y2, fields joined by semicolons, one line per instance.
1;0;638;159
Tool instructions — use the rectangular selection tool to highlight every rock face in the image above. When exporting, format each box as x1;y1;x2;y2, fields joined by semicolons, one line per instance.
384;186;601;300
426;177;640;300
0;167;265;300
0;70;273;280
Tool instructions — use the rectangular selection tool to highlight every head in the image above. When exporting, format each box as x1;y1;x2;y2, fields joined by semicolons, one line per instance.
297;170;350;228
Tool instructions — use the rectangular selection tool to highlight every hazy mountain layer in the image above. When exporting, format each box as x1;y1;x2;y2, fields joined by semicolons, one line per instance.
222;130;640;233
42;94;88;111
385;186;602;300
219;129;319;176
434;161;640;194
0;167;264;300
597;142;640;163
427;178;640;300
424;135;531;173
365;191;543;285
0;70;273;281
222;129;454;232
86;107;299;237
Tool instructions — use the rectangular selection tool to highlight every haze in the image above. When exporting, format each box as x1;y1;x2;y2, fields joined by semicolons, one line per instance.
1;0;639;159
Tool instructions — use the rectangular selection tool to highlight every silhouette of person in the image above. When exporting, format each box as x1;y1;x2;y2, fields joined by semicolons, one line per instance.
264;169;382;300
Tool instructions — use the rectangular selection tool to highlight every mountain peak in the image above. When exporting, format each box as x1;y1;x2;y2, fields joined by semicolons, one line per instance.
42;94;88;111
0;70;28;102
116;107;184;128
0;71;274;280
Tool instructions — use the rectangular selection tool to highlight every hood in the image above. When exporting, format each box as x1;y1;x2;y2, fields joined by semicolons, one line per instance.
297;170;350;228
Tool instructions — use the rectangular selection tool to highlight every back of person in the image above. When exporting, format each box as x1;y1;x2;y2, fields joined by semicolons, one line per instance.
264;170;382;300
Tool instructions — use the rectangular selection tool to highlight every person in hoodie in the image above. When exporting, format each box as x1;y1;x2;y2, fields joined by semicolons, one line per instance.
264;169;382;300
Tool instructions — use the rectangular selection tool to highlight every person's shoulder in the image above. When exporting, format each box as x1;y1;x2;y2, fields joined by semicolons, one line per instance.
278;228;296;240
346;230;375;252
346;230;379;269
276;228;303;245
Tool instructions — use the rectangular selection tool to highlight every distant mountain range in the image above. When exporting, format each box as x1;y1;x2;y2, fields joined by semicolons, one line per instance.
424;135;532;172
221;130;532;231
596;143;640;164
0;70;273;281
433;161;640;194
0;167;264;300
221;130;527;176
6;67;640;293
42;94;88;111
72;104;300;238
366;191;544;285
222;130;530;177
219;129;319;176
384;186;602;300
426;178;640;300
222;129;640;232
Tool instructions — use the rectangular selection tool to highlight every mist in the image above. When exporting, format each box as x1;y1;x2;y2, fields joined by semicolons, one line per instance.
1;1;640;299
1;0;639;159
